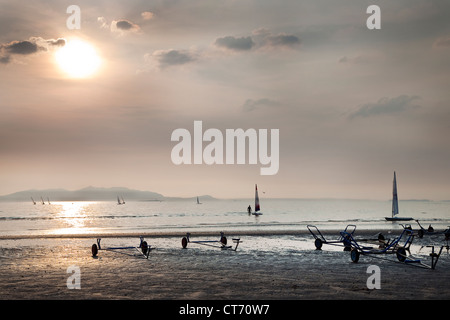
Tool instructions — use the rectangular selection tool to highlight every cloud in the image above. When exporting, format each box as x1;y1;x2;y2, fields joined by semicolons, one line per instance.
98;17;142;34
433;36;450;47
0;37;65;64
215;36;254;51
116;20;135;30
141;11;154;21
215;29;300;52
3;40;40;55
112;19;141;34
97;16;108;29
265;33;301;48
46;38;66;47
338;55;369;64
349;95;421;119
146;49;197;69
242;98;280;112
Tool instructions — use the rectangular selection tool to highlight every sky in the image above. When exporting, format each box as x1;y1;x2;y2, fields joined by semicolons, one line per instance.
1;0;450;200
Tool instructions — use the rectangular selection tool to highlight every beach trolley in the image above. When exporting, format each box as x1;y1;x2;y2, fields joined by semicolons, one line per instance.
307;224;387;251
307;224;358;250
413;220;450;240
341;227;445;269
181;232;241;251
91;236;152;259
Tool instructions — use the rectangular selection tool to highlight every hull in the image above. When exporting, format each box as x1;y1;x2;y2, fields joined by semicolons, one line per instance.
385;217;413;221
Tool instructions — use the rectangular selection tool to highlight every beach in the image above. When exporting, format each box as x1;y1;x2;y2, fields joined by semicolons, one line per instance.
1;232;449;302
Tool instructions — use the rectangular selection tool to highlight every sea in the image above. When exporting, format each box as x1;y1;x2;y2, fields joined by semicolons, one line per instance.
0;198;449;238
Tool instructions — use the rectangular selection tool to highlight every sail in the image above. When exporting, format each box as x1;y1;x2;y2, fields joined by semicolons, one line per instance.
255;184;260;212
392;171;399;217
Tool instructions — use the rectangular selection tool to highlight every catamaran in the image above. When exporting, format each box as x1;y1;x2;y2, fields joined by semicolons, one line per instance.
385;171;413;221
252;184;263;216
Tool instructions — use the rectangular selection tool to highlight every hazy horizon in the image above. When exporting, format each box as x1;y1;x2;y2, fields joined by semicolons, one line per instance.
1;1;450;201
1;185;447;202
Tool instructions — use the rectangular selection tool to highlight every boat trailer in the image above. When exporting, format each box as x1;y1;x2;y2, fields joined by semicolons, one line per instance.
91;236;152;259
181;232;241;251
341;227;446;269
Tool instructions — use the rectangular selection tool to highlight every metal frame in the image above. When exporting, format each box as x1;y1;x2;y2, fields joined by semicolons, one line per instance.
341;227;445;269
91;236;152;259
181;232;241;251
411;220;450;239
307;224;383;251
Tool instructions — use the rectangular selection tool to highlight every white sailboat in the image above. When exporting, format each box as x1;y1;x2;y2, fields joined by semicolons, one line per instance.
385;171;413;221
252;184;263;216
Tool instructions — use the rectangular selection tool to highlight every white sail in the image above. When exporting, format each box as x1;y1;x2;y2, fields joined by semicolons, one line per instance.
385;171;412;221
392;171;399;217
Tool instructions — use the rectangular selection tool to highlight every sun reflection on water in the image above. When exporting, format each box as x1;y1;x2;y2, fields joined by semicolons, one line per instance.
48;201;95;235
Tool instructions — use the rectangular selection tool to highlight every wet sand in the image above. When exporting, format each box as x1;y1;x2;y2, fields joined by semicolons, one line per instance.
0;232;449;302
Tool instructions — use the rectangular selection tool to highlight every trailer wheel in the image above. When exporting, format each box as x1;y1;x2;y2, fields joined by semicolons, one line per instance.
91;244;98;257
350;249;360;263
141;241;148;255
220;236;227;246
314;238;323;250
182;237;188;249
396;247;407;262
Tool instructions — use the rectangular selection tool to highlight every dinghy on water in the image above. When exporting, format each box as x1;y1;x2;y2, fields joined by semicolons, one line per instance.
385;171;413;221
117;196;125;205
252;184;263;216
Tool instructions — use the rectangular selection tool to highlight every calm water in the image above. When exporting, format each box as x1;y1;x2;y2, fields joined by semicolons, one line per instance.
0;198;449;238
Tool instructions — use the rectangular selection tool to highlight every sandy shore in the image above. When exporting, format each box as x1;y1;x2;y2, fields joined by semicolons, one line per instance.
0;232;449;303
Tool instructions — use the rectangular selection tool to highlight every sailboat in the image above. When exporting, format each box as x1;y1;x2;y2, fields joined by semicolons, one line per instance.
31;197;36;205
252;184;263;216
385;171;413;221
117;196;124;205
196;196;202;204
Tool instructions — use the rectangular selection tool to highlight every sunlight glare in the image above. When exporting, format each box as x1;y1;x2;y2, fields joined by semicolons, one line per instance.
55;39;101;78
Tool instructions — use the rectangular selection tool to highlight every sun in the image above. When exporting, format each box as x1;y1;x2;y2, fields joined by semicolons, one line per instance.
55;39;102;78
